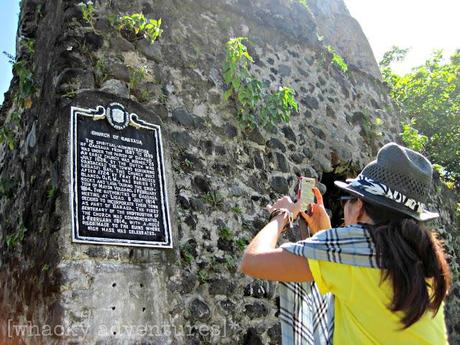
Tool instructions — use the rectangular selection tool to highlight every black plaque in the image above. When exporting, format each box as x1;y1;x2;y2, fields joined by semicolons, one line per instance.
70;102;172;248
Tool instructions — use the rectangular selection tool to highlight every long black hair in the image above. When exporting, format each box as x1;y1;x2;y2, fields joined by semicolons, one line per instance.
356;199;451;328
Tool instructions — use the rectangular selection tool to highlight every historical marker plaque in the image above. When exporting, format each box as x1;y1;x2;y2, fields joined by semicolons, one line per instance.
70;102;172;248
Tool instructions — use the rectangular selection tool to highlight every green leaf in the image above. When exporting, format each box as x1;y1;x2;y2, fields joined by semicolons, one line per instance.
383;49;459;182
224;89;233;100
232;78;241;91
222;37;298;131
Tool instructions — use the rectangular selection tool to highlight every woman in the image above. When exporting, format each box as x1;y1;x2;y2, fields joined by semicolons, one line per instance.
239;142;451;344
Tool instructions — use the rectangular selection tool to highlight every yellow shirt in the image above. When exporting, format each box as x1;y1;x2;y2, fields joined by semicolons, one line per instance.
309;259;448;344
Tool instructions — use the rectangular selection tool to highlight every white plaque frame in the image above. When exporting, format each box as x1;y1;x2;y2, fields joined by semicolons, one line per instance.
69;103;173;248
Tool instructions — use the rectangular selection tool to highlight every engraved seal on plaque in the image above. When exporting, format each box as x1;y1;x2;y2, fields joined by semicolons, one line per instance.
107;102;130;130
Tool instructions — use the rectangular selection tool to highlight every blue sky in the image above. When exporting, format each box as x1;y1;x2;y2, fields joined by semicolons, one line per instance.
0;0;20;105
0;1;459;105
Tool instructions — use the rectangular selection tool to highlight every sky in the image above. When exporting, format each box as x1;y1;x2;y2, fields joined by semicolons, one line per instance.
344;0;460;74
0;0;459;105
0;0;20;106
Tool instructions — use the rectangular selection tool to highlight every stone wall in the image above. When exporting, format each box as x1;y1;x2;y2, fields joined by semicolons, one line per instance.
0;0;458;344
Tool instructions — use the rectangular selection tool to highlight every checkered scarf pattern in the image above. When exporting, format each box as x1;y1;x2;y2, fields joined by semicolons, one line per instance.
278;224;380;345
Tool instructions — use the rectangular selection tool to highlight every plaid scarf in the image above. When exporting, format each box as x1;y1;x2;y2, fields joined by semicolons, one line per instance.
278;224;380;345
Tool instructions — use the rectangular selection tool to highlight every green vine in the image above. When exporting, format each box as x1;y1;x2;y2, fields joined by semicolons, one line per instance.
325;45;348;73
77;1;98;33
1;39;36;150
115;13;163;45
223;37;298;130
294;0;309;9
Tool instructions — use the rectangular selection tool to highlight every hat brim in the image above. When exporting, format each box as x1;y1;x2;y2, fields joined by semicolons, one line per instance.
334;180;439;222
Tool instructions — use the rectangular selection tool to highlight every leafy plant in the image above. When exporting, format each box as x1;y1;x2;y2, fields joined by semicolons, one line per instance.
379;46;410;85
433;164;456;190
203;191;224;208
326;45;348;73
235;237;248;252
231;205;242;214
380;48;460;183
223;37;254;98
107;14;118;28
295;0;309;9
0;45;36;150
5;223;27;249
47;186;58;199
400;119;428;152
116;13;163;45
94;58;109;86
20;38;35;56
0;127;15;151
138;89;150;103
224;255;238;273
158;92;168;105
260;87;298;128
14;60;35;109
2;47;36;107
223;37;299;130
129;66;146;92
61;79;81;98
219;227;233;241
223;37;261;127
197;269;209;283
128;66;152;102
180;243;195;266
78;1;97;33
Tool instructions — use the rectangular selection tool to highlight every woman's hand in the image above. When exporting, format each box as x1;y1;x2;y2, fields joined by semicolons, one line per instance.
300;187;331;234
266;195;301;220
241;195;314;282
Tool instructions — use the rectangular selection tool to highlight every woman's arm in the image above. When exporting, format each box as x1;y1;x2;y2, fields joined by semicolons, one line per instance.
239;198;314;282
239;188;331;282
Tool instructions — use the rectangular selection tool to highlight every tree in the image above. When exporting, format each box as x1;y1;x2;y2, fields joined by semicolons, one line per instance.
380;47;460;184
